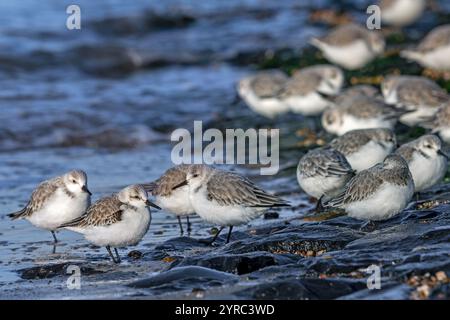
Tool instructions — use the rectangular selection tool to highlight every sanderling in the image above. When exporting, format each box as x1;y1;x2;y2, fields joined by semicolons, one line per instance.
379;0;426;27
143;164;194;235
329;128;397;172
332;85;380;105
7;170;91;243
310;23;385;70
401;24;450;70
297;147;354;209
171;164;288;244
323;154;414;221
236;70;289;118
321;95;401;136
381;75;449;126
421;101;450;143
395;135;448;192
279;65;344;115
60;185;160;263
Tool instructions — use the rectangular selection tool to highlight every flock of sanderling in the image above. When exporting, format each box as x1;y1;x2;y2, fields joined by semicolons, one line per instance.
6;0;450;263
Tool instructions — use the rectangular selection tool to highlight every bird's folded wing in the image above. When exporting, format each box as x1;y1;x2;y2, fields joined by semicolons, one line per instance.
59;195;123;228
206;171;287;207
325;169;383;207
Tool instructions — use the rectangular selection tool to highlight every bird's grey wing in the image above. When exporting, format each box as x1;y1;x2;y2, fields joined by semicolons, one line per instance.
206;171;287;207
299;149;354;178
59;195;123;228
418;25;450;52
325;168;383;207
279;72;321;97
143;164;190;197
8;180;58;219
251;72;287;98
319;24;365;46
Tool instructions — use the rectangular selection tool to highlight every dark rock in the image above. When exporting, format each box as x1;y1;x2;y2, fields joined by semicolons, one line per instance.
264;211;279;219
236;277;366;300
19;263;104;280
128;250;143;260
128;266;238;289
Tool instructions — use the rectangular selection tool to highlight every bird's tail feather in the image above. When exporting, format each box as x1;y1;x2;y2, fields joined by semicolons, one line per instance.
7;207;27;220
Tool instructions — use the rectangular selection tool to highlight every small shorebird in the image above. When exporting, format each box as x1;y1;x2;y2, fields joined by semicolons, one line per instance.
59;185;160;263
279;65;344;115
321;95;401;136
236;70;289;118
329;128;397;172
381;75;449;126
395;135;448;192
323;154;414;221
143;164;195;235
310;23;385;70
421;101;450;143
297;147;355;210
379;0;426;27
7;170;91;243
401;24;450;70
172;165;288;244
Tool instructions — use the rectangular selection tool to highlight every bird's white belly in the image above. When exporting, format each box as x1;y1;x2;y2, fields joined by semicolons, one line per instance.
408;154;447;192
382;0;425;26
421;45;450;70
297;173;349;200
322;41;374;70
400;107;439;127
339;115;394;135
285;92;331;115
83;209;151;247
27;190;89;230
438;128;450;144
156;186;194;216
346;141;391;172
345;182;414;221
190;189;265;226
242;91;289;118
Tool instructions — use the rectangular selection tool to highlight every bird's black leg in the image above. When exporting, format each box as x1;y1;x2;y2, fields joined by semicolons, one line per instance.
186;216;192;235
177;216;184;235
226;226;234;244
106;245;119;263
114;248;121;263
51;231;58;243
200;226;225;245
315;196;324;213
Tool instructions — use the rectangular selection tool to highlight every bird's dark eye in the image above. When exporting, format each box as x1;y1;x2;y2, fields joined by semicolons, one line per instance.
133;196;140;199
193;174;199;178
72;179;77;183
425;144;432;149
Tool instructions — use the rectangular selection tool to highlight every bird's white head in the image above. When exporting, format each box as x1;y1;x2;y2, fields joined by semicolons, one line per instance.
321;108;343;135
417;135;448;160
63;170;91;196
118;184;160;209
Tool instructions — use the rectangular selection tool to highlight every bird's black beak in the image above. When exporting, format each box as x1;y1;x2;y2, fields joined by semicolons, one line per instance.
172;180;188;190
82;185;92;196
145;199;161;210
438;149;449;160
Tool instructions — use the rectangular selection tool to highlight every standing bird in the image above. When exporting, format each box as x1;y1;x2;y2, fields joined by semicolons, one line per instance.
379;0;426;28
59;185;160;263
172;165;288;244
395;135;448;192
421;101;450;144
401;24;450;71
381;75;449;126
321;95;402;136
143;164;195;235
236;70;289;118
7;170;91;243
323;154;414;221
297;147;355;210
310;23;385;70
279;65;344;115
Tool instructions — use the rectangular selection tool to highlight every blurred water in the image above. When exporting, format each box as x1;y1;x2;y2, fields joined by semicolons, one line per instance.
0;0;314;289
